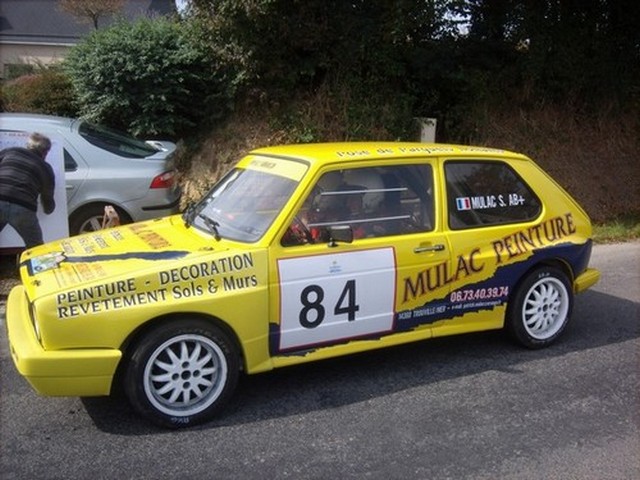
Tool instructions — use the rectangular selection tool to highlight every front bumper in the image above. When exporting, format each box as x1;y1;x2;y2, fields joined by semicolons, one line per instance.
6;286;122;397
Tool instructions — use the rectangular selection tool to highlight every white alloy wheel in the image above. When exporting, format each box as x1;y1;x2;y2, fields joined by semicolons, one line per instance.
78;214;105;234
143;334;228;417
124;320;240;428
506;266;574;349
522;276;570;340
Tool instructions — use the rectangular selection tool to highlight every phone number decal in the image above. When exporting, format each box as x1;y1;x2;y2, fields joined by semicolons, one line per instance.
450;286;509;303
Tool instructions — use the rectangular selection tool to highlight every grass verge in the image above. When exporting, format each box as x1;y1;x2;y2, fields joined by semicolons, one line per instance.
592;214;640;243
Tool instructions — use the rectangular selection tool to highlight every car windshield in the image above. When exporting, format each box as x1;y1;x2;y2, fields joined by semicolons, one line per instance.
78;121;160;158
192;167;299;242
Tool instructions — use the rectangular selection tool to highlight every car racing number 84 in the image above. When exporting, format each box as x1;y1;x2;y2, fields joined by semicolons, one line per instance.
277;248;396;352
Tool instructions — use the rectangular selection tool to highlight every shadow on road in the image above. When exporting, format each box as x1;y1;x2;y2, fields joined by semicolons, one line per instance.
81;288;639;435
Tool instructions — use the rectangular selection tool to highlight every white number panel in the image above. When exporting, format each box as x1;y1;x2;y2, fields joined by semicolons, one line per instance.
277;248;396;351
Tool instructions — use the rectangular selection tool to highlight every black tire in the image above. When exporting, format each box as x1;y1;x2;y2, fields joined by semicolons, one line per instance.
123;319;240;428
506;266;573;349
68;204;132;236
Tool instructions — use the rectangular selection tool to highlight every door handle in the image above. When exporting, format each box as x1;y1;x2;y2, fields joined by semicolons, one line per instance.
414;244;445;253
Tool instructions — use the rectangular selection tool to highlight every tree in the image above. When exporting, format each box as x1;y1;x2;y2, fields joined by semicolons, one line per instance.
458;0;640;106
58;0;125;29
64;17;239;138
191;1;454;93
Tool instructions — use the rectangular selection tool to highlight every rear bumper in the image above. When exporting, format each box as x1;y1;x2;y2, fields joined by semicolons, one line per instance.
130;185;182;220
141;189;182;212
6;286;121;397
574;267;600;294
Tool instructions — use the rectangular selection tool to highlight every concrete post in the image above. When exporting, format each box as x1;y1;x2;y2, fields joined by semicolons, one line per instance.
415;117;437;143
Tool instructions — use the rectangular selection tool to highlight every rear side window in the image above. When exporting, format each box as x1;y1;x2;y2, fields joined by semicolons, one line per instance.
63;149;78;172
78;122;159;158
445;160;541;229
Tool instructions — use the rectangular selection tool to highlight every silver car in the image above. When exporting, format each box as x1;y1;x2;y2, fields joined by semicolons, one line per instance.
0;113;181;235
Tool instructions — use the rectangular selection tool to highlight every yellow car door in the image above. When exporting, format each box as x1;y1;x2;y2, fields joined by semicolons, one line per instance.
268;161;452;367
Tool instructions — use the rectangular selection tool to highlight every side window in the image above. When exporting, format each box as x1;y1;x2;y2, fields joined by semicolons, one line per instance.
445;160;541;229
282;164;434;246
63;149;78;172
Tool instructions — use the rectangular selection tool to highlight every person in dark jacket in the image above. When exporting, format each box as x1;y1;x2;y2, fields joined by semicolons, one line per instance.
0;132;56;248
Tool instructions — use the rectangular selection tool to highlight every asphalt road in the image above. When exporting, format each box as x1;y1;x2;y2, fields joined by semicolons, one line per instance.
1;242;638;480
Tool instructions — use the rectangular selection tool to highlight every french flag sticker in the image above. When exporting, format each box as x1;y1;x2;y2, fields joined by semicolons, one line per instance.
456;197;471;211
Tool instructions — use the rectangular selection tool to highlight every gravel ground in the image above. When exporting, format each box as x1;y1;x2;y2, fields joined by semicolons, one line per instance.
0;254;20;298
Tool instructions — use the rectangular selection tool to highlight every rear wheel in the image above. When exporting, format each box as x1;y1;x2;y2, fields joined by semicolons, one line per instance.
123;319;240;428
68;203;132;236
506;266;573;349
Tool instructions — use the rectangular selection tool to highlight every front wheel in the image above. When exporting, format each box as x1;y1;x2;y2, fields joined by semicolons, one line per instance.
123;319;240;428
506;266;573;349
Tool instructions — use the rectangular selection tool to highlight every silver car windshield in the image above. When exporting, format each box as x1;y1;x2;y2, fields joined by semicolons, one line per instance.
78;121;160;158
193;167;298;242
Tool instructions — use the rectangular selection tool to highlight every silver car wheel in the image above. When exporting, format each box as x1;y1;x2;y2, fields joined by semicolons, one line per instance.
142;334;229;417
79;215;105;233
69;204;132;236
522;276;570;340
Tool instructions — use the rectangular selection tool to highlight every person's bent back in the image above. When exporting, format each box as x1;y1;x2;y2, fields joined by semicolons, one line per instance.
0;132;55;248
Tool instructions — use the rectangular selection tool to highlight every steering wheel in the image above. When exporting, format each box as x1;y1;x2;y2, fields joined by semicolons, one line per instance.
291;216;314;244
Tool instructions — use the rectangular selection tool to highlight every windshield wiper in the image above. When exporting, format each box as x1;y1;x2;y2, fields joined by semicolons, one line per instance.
182;203;197;227
198;213;221;241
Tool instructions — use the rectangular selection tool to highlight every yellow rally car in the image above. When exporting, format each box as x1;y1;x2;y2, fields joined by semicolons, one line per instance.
6;142;600;428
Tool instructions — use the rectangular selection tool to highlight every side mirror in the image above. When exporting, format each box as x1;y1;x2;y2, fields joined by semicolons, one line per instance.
328;225;353;247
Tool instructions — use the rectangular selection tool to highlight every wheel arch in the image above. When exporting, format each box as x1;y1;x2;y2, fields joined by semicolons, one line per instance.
68;201;134;235
509;257;575;300
69;199;133;220
533;257;574;282
112;312;246;395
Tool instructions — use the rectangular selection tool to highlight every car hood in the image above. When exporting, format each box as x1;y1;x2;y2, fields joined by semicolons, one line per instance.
18;215;240;301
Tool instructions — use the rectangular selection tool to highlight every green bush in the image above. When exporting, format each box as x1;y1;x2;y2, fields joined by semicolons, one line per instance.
1;68;78;117
64;17;238;139
4;63;37;80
